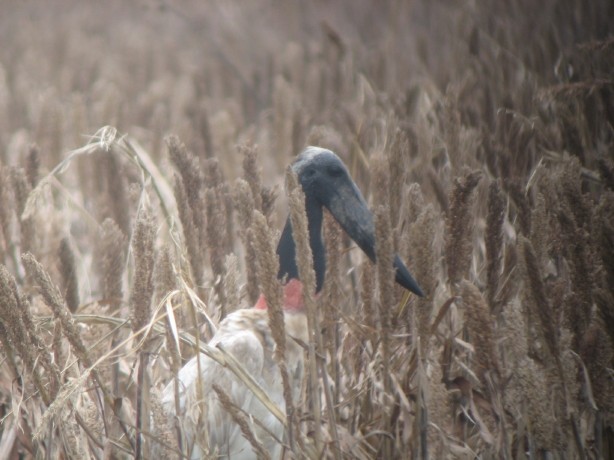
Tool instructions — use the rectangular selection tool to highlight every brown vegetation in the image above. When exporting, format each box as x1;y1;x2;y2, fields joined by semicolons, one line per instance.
0;0;612;458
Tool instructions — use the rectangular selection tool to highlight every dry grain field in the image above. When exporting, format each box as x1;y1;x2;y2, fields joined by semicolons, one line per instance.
0;1;613;458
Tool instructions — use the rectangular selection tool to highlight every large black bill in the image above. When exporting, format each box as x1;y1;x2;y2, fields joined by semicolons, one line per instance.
326;178;425;297
393;255;425;297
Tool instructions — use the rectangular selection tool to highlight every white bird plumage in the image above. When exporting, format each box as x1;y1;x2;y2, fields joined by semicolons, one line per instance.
162;304;307;459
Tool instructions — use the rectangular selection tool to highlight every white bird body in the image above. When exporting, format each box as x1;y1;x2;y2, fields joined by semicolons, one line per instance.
162;288;308;459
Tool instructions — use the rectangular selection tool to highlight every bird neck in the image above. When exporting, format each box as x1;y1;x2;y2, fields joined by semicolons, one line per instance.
254;278;305;312
276;198;325;293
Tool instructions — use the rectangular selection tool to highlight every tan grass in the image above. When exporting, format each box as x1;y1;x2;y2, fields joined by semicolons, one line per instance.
0;2;612;458
59;237;80;313
445;170;482;287
285;168;323;453
129;206;156;459
407;201;437;347
485;180;505;313
234;178;261;304
212;383;272;460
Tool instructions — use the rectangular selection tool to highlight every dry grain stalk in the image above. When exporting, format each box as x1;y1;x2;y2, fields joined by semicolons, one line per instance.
485;180;505;313
445;170;482;286
234;178;260;304
167;135;206;288
21;253;134;453
129;206;157;459
58;237;79;313
286;167;329;455
204;181;228;314
212;384;271;460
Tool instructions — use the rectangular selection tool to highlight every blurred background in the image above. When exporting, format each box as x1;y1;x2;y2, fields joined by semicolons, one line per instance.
2;0;611;172
0;0;613;458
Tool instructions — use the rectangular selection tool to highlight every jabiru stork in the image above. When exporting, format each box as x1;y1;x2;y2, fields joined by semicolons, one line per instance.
161;147;424;458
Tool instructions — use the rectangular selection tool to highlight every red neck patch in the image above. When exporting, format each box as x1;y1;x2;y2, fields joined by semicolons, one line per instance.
254;279;304;312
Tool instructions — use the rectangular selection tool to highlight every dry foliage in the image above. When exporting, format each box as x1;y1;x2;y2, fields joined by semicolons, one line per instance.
0;1;612;458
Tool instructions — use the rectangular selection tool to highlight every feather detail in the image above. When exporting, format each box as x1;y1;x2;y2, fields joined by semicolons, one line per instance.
162;305;308;459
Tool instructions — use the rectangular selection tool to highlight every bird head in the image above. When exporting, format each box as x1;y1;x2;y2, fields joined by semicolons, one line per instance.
277;147;424;297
